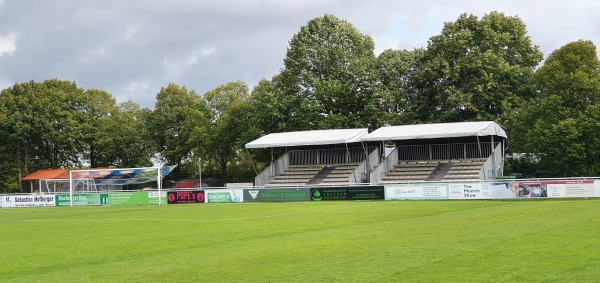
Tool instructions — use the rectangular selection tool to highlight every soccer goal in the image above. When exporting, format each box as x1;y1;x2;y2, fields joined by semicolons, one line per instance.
68;165;176;206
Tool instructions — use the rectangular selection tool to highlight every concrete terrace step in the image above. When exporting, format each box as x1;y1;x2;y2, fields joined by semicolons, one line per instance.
279;172;319;176
380;179;427;183
442;175;479;180
269;163;362;186
395;163;440;168
266;183;308;187
275;173;315;178
443;175;479;179
272;176;313;182
391;168;437;173
451;163;484;167
316;182;353;185
383;175;433;180
398;159;443;163
445;170;480;175
285;168;323;172
385;173;434;178
272;179;312;184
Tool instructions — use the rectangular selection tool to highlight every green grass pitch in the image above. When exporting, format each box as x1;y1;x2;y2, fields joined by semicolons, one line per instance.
1;199;599;282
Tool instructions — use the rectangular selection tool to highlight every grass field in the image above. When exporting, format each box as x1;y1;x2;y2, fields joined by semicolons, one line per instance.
1;199;599;282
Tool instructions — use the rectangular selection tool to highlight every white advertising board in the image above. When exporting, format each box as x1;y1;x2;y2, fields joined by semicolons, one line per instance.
385;184;448;200
2;195;55;208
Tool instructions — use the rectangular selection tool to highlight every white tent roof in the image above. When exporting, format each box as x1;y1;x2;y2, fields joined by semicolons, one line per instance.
245;128;368;149
362;121;507;141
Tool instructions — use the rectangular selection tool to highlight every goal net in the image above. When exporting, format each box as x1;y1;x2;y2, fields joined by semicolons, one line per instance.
66;165;176;206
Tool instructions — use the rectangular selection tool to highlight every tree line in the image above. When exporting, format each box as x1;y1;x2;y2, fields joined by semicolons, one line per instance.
1;12;599;192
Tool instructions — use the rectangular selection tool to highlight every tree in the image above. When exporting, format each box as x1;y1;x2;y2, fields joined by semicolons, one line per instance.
510;40;600;176
0;80;88;168
247;77;288;167
94;101;154;168
0;79;89;191
35;80;89;168
532;40;600;109
410;11;543;123
249;77;286;135
375;48;424;126
80;89;117;168
277;14;378;130
203;81;257;181
147;83;208;178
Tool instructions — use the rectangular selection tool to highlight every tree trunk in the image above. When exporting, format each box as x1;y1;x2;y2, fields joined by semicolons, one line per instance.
220;156;227;182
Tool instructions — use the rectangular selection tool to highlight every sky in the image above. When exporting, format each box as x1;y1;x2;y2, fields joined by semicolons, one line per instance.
1;0;599;109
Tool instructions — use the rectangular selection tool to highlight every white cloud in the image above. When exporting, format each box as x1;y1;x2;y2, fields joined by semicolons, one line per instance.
123;24;139;41
162;46;217;80
113;79;153;104
0;32;18;57
80;46;108;63
199;46;216;56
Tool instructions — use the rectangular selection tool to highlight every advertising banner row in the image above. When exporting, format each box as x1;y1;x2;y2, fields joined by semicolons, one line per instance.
384;180;600;200
166;186;386;204
1;192;165;208
1;180;599;208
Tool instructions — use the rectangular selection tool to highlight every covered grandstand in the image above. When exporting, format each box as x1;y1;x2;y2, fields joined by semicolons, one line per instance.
247;121;507;186
245;128;379;187
363;121;507;183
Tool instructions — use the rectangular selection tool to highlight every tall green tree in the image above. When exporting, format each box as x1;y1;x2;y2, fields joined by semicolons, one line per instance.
511;40;600;176
94;101;154;168
249;77;286;135
411;11;543;123
0;80;88;168
277;14;378;130
0;79;89;191
147;83;208;178
247;77;288;167
375;48;424;126
203;81;257;181
81;89;117;168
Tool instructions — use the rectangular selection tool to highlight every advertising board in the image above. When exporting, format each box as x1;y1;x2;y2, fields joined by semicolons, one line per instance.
511;180;596;198
448;183;518;200
109;191;167;205
2;195;56;207
167;190;205;204
205;190;243;203
243;188;310;202
385;184;448;200
310;186;384;201
55;193;108;206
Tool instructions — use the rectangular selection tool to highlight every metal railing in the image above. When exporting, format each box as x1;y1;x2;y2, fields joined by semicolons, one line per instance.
288;147;372;165
397;142;494;161
370;142;504;183
255;147;376;186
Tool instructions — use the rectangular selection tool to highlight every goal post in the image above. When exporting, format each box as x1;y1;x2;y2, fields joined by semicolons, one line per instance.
68;165;176;207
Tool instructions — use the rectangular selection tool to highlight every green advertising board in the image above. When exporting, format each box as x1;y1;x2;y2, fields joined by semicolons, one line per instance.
243;188;310;202
55;193;109;206
109;192;167;205
310;186;385;201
